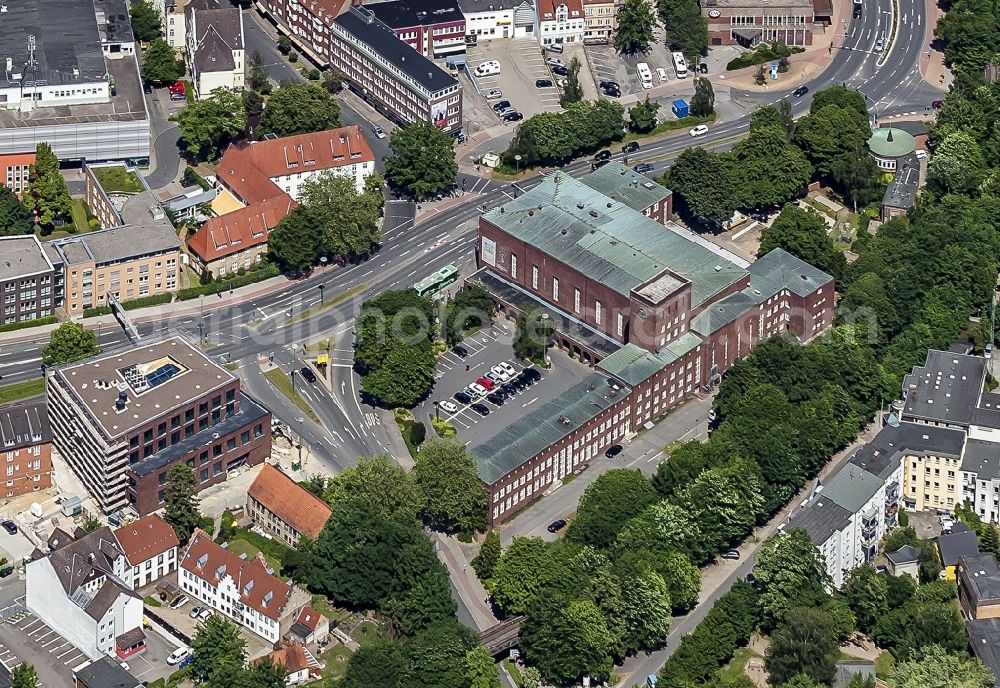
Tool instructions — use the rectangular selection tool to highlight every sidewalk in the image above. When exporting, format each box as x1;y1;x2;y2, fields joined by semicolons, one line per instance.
434;533;498;632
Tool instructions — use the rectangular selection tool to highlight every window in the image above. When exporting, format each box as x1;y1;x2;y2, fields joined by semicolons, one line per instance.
510;253;518;279
531;266;539;289
552;277;559;301
574;288;580;313
617;313;624;337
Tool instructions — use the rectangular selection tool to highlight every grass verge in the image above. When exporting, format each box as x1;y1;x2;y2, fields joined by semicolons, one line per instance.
70;198;94;234
0;379;45;404
263;368;321;423
503;658;523;686
717;647;762;683
875;649;895;678
288;284;367;324
621;112;718;143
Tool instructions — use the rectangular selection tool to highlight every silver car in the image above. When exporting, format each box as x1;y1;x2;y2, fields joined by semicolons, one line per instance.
874;37;885;52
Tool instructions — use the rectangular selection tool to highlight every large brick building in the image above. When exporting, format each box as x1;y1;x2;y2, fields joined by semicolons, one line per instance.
702;0;827;47
470;166;835;523
0;399;52;498
365;0;467;58
46;336;271;517
0;235;57;326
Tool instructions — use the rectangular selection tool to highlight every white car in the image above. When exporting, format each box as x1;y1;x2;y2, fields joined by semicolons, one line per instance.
689;124;709;137
197;608;212;620
490;365;512;382
874;37;885;52
439;400;458;414
372;125;386;139
484;89;503;100
656;67;668;83
474;60;501;77
545;58;566;68
498;361;517;377
167;647;191;666
468;383;488;397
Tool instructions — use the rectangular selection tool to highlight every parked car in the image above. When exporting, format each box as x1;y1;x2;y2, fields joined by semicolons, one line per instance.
492;100;512;112
546;42;564;53
471;403;491;416
485;371;503;386
454;391;473;404
599;80;620;91
439;400;459;414
502;382;520;396
522;368;541;382
852;5;862;17
622;141;640;154
0;565;12;578
501;111;524;122
487;392;506;406
143;82;153;94
168;80;186;101
189;606;206;619
593;150;613;162
299;367;317;383
535;78;553;88
689;124;709;137
484;89;503;100
602;85;621;97
545;57;566;68
498;361;517;377
551;64;568;76
633;163;655;174
874;37;885;52
656;66;668;83
372;125;386;139
547;519;567;533
605;444;623;458
169;595;190;610
931;99;944;109
491;365;512;381
167;648;192;666
452;345;469;358
698;62;708;74
476;376;495;391
720;549;741;560
468;383;489;397
2;520;17;535
792;85;809;98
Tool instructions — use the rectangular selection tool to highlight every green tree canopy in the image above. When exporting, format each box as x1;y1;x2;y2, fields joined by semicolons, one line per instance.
765;606;840;686
190;614;247;684
174;88;246;161
831;143;882;212
728;124;813;210
465;645;501;688
561;57;585;105
752;529;830;630
0;187;33;237
758;203;846;278
522;599;615;684
659;0;708;58
267;206;322;274
928;129;988;195
840;564;888;634
383;121;458;200
42;322;99;366
690;77;715;116
664;147;737;229
164;464;201;544
793;103;872;179
340;640;407;688
141;39;182;86
129;0;162;41
513;307;555;362
505;100;625;167
888;644;996;688
258;82;341;137
629;96;661;133
614;0;656;54
412;438;488;533
23;142;71;229
471;530;501;580
298;170;383;260
11;664;39;688
566;469;659;548
323;454;422;520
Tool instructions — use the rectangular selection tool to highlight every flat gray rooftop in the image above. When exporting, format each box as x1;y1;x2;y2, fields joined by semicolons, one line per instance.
51;337;236;440
0;236;54;281
0;0;107;88
49;222;180;267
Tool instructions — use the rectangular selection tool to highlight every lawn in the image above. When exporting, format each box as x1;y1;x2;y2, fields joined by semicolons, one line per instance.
352;620;384;647
224;536;282;572
70;198;95;233
875;649;895;678
502;659;523;687
92;166;143;194
320;644;354;682
310;595;352;622
0;379;45;405
717;647;762;684
263;368;320;423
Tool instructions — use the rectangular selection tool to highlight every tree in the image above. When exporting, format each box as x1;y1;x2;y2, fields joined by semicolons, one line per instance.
267;206;321;273
522;599;615;684
441;285;495;346
42;322;99;366
690;77;715;116
521;666;542;688
752;529;830;630
0;187;33;237
765;606;839;686
927;129;988;195
793;103;872;179
831;143;882;212
466;645;501;688
11;664;39;688
758;203;846;278
324;454;422;520
245;656;287;688
323;70;344;94
258;82;340;137
174;88;246;161
751;102;795;139
614;501;702;564
341;640;407;688
23;142;70;229
298;171;382;260
614;0;656;54
141;39;182;86
561;57;585;106
164;464;201;544
566;469;659;548
190;615;247;684
664;147;737;229
383;121;458;200
619;568;672;651
513;307;554;362
889;644;995;688
247;51;271;93
243;89;264;118
841;564;888;634
728;124;813;210
81;514;102;533
629;96;661;133
809;85;868;119
277;36;293;54
660;0;708;59
413;438;488;533
129;0;162;42
472;530;501;580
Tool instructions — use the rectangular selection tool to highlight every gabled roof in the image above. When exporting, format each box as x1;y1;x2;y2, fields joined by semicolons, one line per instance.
233;126;375;184
181;529;294;620
939;527;981;567
194;25;236;74
596;334;702;387
537;0;584;19
0;399;51;450
247;464;331;540
187;195;293;263
46;526;125;595
886;544;921;565
295;605;325;630
577;162;671;213
255;644;319;677
747;247;834;300
113;514;179;566
962;553;1000;603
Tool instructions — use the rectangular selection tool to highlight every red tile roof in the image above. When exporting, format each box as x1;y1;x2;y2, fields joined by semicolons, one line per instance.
180;528;294;621
187;194;294;263
537;0;584;19
295;606;323;630
255;644;319;677
240;126;375;182
113;514;179;565
248;464;332;540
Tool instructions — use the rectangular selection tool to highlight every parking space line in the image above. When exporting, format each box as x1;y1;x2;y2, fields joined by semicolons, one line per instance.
19;619;42;632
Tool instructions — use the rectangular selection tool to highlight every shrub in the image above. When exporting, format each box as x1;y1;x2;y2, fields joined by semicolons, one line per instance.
410;420;427;446
176;263;280;300
82;293;172;317
0;315;59;333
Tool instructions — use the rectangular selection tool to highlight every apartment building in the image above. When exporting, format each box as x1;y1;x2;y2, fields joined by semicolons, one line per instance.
246;464;331;547
582;0;617;43
0;152;35;197
365;0;467;58
0;400;52;498
331;6;463;133
0;235;57;326
153;0;190;49
959;553;1000;620
536;0;586;45
185;0;246;98
701;0;820;47
458;0;537;40
46;336;272;516
179;529;310;642
26;527;145;661
903;438;966;512
187;126;374;277
113;514;180;588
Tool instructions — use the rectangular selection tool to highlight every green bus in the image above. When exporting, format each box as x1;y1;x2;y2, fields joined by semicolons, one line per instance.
413;264;459;297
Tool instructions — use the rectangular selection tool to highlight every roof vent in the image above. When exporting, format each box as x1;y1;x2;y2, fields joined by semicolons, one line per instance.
589;210;598;218
577;202;585;209
714;265;722;271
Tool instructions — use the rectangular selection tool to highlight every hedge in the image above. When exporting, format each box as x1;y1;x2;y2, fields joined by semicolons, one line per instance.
0;315;59;333
176;263;281;300
82;293;173;317
726;43;804;70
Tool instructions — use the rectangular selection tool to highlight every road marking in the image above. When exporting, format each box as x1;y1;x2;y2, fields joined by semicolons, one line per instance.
522;396;538;407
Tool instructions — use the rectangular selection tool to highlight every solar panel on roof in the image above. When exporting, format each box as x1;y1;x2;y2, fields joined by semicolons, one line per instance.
145;363;181;389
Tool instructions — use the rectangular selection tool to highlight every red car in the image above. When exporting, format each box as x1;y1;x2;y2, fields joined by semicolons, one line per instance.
168;80;186;100
476;376;495;391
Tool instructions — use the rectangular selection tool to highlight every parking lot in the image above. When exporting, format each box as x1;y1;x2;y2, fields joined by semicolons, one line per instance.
423;321;594;440
465;39;563;124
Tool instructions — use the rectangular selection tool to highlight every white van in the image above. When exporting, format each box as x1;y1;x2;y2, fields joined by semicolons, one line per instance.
636;62;653;89
547;41;564;53
475;60;501;77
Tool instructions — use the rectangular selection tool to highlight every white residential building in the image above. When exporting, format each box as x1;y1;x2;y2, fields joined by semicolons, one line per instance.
25;527;145;661
113;514;181;588
535;0;585;45
186;0;245;99
458;0;538;40
179;529;309;643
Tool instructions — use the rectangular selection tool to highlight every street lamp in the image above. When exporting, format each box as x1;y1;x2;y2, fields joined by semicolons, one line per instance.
433;400;440;421
514;154;521;176
857;88;879;125
318;284;326;306
291;368;297;393
198;320;205;345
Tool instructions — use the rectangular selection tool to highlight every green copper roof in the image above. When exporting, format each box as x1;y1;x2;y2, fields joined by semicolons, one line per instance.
867;127;916;159
482;171;748;307
597;333;703;386
577;162;671;212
